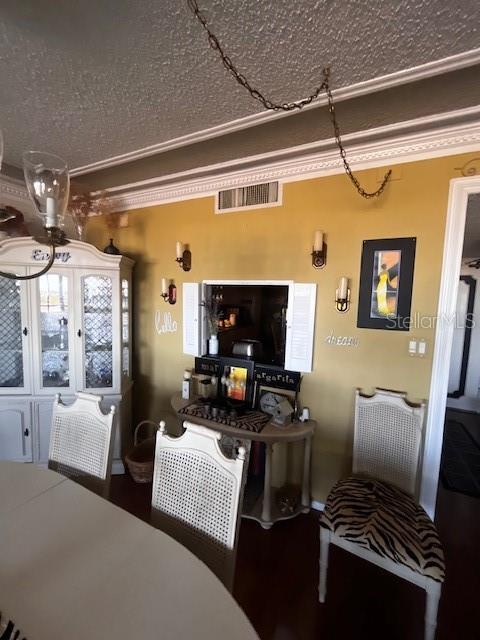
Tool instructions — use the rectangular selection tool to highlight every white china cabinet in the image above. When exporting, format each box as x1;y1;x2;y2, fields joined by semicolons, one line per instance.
0;237;134;472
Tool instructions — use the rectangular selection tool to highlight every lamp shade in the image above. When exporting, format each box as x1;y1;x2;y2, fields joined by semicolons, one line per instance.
22;151;70;228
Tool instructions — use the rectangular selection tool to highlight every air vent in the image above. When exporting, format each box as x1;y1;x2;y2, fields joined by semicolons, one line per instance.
216;181;281;213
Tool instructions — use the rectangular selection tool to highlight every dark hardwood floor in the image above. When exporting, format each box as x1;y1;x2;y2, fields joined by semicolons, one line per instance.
109;475;479;640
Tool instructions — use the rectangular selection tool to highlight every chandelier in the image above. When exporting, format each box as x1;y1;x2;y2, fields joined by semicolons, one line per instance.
187;0;391;199
0;128;70;280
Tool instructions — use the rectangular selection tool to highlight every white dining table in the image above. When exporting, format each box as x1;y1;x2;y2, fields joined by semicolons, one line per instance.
0;461;259;640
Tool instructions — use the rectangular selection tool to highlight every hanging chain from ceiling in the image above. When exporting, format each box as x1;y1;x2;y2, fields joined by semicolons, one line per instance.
187;0;391;199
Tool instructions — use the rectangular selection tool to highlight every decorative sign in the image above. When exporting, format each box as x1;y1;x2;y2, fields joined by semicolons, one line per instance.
155;311;177;335
193;358;302;390
32;249;72;263
325;330;359;347
195;357;220;376
253;365;301;390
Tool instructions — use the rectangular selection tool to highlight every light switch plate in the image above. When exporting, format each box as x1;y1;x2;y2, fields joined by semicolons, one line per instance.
408;337;427;357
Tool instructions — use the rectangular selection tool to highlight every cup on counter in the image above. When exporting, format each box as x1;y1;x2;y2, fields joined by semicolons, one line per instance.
300;407;310;422
199;378;212;399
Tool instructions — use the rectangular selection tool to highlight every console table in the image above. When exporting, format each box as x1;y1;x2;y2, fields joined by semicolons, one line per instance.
171;393;315;529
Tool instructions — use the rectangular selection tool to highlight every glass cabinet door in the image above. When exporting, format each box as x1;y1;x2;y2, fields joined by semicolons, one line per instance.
81;274;115;390
0;273;30;394
36;272;73;392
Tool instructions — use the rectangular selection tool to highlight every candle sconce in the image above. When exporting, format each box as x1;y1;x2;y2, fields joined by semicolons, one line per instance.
312;230;327;269
161;279;177;305
335;277;351;313
175;241;192;272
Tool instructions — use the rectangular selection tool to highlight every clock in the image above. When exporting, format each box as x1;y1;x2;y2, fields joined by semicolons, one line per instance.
260;391;285;416
260;391;286;415
260;391;295;425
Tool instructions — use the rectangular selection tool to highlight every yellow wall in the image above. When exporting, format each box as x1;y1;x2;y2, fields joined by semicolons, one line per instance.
87;152;477;502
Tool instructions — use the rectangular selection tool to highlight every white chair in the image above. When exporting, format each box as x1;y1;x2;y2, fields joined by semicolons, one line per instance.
151;420;247;590
48;392;116;498
319;388;445;640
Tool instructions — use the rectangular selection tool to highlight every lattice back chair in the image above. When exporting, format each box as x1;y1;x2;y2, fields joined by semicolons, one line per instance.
353;387;424;496
48;393;116;498
151;420;247;591
319;389;445;640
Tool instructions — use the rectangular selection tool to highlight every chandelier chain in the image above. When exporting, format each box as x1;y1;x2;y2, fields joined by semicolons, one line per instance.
187;0;391;198
0;239;56;280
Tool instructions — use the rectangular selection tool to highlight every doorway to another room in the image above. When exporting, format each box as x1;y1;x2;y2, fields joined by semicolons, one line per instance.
421;175;480;517
442;192;480;498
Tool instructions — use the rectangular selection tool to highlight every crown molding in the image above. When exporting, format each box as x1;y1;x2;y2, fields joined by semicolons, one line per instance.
70;47;480;177
0;175;29;203
0;174;36;219
96;106;480;213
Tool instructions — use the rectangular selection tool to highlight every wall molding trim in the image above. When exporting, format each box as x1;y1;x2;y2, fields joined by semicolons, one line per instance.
4;106;480;220
71;47;480;177
0;175;29;204
98;108;480;213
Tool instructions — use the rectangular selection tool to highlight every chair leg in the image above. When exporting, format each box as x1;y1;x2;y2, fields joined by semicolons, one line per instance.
425;581;441;640
319;527;330;603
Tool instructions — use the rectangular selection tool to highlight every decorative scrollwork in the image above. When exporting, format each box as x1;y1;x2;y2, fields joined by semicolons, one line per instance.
455;158;480;177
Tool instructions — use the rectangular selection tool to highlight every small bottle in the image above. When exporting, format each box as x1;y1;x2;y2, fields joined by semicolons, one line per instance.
182;369;192;400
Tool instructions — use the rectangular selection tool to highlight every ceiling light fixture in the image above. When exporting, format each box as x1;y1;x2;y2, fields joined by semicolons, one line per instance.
0;129;70;280
187;0;392;199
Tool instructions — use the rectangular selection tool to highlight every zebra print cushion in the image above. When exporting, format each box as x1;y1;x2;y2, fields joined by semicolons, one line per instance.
320;476;445;583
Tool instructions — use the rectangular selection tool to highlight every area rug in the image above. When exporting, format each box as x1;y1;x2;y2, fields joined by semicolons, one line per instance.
441;419;480;498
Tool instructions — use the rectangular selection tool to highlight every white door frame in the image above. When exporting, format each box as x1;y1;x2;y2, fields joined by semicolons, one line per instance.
420;175;480;519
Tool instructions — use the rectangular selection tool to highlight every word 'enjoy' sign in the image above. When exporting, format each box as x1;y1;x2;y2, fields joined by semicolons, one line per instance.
155;311;178;335
32;249;72;263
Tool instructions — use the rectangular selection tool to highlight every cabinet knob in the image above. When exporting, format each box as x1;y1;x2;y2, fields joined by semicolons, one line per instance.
77;329;82;337
22;327;28;336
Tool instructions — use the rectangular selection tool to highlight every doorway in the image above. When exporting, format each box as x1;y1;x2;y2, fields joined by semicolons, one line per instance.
421;175;480;518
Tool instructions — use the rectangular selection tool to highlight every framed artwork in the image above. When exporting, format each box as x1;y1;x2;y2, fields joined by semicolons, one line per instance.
357;237;416;331
217;356;255;406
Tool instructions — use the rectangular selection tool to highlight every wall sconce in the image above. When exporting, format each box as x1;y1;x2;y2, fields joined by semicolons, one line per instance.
176;241;192;271
335;277;351;313
161;278;177;305
312;230;327;268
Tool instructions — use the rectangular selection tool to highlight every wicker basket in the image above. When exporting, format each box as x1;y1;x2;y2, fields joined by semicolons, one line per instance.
125;420;159;483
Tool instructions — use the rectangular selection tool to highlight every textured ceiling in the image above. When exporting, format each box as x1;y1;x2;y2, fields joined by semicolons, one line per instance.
0;0;479;172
